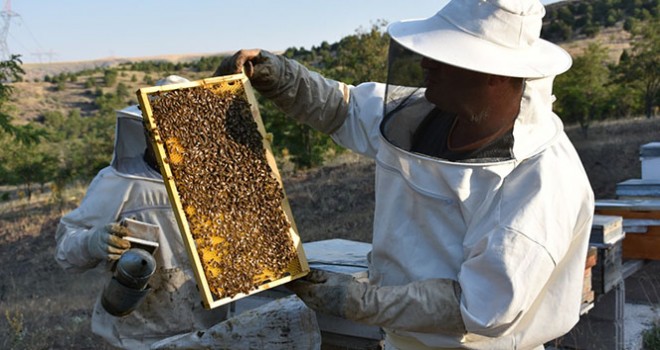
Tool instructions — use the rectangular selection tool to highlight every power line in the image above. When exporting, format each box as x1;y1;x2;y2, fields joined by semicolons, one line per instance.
31;50;57;63
0;0;19;60
16;16;44;52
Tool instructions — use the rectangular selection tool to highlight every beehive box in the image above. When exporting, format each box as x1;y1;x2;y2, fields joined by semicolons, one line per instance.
136;74;309;309
596;199;660;260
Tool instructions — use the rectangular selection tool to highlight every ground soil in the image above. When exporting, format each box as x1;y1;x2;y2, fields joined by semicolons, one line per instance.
2;115;659;349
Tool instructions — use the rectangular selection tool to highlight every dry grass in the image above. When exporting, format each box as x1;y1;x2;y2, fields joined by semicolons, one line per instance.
0;185;114;350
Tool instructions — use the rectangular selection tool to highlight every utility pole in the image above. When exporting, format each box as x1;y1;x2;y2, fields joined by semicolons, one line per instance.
0;0;19;61
31;50;56;63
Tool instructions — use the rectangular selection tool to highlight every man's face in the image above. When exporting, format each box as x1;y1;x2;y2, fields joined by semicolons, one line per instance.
421;57;491;118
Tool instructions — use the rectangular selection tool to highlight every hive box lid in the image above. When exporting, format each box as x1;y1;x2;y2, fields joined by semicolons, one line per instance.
640;142;660;158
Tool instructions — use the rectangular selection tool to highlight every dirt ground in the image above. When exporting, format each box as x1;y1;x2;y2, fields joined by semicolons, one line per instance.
1;116;660;349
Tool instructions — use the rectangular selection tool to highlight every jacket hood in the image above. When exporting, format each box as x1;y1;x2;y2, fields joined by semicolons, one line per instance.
511;75;563;160
111;105;148;174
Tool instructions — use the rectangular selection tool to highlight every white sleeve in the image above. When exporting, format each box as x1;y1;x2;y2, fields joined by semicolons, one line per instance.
459;229;556;336
54;168;129;272
331;82;387;159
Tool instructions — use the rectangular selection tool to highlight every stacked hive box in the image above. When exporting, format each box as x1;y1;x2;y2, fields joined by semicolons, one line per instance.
596;199;660;260
597;142;660;261
582;246;597;313
137;75;309;308
589;215;625;296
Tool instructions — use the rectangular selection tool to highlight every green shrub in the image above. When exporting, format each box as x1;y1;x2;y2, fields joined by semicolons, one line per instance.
643;322;660;350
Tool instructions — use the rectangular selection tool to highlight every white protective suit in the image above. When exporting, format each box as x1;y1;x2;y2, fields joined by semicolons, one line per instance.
251;52;595;349
54;105;227;349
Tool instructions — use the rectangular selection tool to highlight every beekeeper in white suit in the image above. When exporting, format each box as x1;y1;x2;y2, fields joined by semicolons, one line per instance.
54;75;230;349
215;0;595;349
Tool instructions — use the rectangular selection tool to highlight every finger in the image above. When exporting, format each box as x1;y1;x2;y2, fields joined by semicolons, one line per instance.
107;234;131;249
244;61;254;78
107;252;123;261
305;270;329;283
285;279;314;294
215;51;244;76
107;244;128;256
215;49;260;76
107;223;130;237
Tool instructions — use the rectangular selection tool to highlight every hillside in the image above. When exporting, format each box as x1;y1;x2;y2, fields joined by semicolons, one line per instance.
10;0;653;122
20;52;226;82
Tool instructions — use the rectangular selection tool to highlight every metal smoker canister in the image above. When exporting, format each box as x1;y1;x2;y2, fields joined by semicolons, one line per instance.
101;248;156;316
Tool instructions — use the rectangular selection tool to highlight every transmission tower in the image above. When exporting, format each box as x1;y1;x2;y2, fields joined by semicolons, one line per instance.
0;0;19;60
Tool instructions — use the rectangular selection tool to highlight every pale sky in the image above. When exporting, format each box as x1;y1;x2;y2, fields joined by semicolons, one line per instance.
5;0;559;64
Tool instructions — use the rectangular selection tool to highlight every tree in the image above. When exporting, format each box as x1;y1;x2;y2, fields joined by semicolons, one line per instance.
257;95;340;169
267;21;391;168
616;19;659;118
325;21;390;84
0;55;44;145
0;132;57;201
555;43;612;136
103;69;118;87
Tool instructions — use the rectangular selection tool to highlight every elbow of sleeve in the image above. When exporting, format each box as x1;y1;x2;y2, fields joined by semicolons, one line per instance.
460;304;522;337
54;224;96;272
54;245;86;273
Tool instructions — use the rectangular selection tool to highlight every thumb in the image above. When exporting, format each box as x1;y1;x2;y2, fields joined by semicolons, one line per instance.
106;223;130;237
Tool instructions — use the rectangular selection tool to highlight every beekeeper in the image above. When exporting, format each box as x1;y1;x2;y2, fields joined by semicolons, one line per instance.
215;0;595;349
54;76;229;349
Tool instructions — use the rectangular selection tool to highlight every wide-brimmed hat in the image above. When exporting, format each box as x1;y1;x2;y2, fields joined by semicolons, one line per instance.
387;0;572;78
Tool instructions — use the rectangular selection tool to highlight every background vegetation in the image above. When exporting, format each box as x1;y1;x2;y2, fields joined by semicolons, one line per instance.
1;1;658;200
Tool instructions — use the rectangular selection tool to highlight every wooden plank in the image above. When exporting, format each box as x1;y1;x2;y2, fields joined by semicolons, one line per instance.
595;199;660;212
595;208;660;260
590;215;623;245
591;242;623;295
619;233;660;260
585;246;598;269
616;178;660;198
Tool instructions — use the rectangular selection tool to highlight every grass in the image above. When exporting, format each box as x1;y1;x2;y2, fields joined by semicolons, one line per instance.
0;184;113;350
643;319;660;350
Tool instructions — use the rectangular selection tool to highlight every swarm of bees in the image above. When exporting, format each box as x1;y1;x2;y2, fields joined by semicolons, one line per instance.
148;85;298;299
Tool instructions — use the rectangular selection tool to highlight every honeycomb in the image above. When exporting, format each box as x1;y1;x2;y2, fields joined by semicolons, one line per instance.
147;83;299;300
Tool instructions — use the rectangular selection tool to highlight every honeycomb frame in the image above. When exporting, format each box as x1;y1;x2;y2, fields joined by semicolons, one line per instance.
136;74;309;309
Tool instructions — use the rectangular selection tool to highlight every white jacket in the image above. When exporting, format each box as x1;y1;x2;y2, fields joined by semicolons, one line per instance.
54;107;227;349
334;81;594;349
255;52;594;349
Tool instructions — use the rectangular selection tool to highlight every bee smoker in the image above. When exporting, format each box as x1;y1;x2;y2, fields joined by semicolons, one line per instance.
101;248;156;317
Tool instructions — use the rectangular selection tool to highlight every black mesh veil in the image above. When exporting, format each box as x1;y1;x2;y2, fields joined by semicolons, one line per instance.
384;39;427;121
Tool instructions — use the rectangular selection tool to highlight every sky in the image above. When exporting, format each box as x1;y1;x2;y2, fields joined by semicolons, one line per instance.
5;0;559;64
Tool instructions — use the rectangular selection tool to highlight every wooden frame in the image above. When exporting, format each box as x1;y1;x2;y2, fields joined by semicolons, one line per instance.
136;75;309;309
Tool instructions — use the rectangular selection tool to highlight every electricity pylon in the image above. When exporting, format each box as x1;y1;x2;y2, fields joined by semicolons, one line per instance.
0;0;19;61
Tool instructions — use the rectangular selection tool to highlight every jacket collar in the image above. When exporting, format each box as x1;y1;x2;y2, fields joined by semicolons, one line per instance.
511;76;563;160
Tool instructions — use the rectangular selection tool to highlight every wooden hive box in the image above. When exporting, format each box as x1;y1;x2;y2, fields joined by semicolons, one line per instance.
595;199;660;260
136;74;309;309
